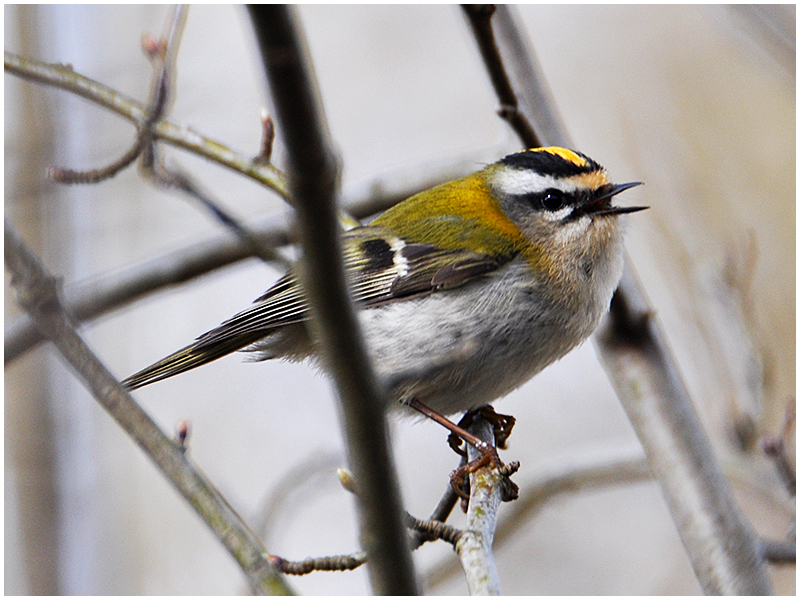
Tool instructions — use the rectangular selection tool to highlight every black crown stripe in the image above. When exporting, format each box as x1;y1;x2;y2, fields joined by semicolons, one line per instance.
500;148;602;178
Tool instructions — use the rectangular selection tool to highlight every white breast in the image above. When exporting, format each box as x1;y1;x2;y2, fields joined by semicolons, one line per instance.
358;248;622;415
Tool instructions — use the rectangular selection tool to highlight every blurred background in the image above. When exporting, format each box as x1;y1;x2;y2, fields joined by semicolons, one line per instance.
5;5;794;595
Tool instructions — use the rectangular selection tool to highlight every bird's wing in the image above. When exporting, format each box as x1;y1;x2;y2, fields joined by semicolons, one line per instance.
176;225;508;348
343;226;506;305
122;225;515;390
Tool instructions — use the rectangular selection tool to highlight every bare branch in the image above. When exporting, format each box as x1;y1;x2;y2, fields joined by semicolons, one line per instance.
409;477;461;551
147;159;292;269
497;449;650;545
3;212;292;364
45;6;186;186
246;6;418;594
47;138;144;184
597;269;773;594
490;5;571;148
269;552;367;576
461;4;540;148
4;219;293;596
455;415;505;595
405;513;463;546
4;50;289;199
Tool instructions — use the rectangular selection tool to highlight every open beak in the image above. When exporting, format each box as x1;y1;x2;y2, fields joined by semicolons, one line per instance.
589;181;647;217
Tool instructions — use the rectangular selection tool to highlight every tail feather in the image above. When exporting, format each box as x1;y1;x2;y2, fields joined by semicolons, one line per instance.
122;331;267;390
123;272;311;390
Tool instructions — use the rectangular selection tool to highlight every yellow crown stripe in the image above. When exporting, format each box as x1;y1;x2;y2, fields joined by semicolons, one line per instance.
529;146;588;168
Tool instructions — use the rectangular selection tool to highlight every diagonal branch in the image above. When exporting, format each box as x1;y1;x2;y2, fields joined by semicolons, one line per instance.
4;219;293;596
461;5;540;148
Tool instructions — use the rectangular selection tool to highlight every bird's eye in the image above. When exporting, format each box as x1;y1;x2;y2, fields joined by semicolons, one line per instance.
541;189;565;211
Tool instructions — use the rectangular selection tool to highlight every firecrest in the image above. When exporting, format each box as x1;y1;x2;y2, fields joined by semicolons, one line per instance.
124;147;645;416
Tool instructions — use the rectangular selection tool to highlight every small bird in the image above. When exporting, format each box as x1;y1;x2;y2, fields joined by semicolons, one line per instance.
124;147;644;419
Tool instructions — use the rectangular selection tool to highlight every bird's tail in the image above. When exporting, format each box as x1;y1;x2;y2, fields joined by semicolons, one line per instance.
122;331;266;390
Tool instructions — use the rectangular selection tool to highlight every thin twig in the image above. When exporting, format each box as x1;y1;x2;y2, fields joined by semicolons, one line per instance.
4;219;292;596
4;50;289;199
138;4;188;173
247;6;418;595
410;476;461;551
148;159;291;268
405;513;463;546
46;7;187;186
461;4;540;148
269;552;367;575
267;510;466;578
496;449;650;547
263;470;463;577
254;109;275;165
252;451;343;544
47;138;145;184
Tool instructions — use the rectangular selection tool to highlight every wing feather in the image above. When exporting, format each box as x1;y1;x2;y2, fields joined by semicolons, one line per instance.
123;224;514;389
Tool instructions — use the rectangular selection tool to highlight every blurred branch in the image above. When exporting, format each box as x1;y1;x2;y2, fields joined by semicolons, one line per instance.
4;50;289;199
758;537;796;565
4;213;292;364
4;219;293;596
495;448;650;547
48;6;187;186
762;403;796;496
148;158;292;269
466;5;774;594
246;5;418;595
251;450;342;545
597;270;773;594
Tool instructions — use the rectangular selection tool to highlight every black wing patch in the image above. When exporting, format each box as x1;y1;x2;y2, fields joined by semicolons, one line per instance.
123;225;512;390
344;227;507;305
